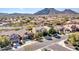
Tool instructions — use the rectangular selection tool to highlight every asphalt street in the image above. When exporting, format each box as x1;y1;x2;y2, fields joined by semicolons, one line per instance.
15;35;70;51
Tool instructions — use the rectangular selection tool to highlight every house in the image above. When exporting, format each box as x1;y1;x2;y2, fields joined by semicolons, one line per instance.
10;34;23;48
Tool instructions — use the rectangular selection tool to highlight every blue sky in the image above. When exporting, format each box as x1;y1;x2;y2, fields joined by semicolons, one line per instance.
0;8;79;14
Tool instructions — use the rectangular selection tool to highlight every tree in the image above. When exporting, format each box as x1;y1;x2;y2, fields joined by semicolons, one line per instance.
0;35;11;48
38;32;43;37
48;27;56;35
68;34;75;44
43;30;48;36
64;16;69;21
67;33;79;46
34;32;43;42
26;25;33;31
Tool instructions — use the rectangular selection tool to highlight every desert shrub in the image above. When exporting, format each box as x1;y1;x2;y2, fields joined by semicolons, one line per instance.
0;35;11;48
48;27;56;35
67;32;79;46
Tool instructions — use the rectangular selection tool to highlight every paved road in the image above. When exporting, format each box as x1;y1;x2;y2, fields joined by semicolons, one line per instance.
47;44;71;51
15;35;68;51
16;40;55;51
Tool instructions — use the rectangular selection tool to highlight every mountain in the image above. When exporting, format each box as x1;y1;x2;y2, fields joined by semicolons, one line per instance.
47;8;61;14
34;8;61;15
9;13;32;15
0;13;33;17
62;9;77;14
0;8;78;16
34;8;78;15
0;13;8;16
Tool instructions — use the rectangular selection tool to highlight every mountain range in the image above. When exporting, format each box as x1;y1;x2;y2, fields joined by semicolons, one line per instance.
34;8;78;15
0;8;78;16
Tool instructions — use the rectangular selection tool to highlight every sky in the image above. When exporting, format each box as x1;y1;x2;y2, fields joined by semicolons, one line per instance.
0;8;79;14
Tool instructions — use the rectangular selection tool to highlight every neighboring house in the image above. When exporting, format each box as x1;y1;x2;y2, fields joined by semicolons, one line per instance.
10;34;23;48
10;34;22;43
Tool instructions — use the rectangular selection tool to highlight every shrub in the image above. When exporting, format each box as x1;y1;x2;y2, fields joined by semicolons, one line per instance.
0;35;11;48
67;33;79;46
43;31;48;36
64;41;68;44
48;27;56;35
68;34;76;45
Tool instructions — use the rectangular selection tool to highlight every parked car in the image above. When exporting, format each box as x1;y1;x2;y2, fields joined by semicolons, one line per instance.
53;34;61;39
23;35;30;41
24;32;34;40
45;36;52;40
